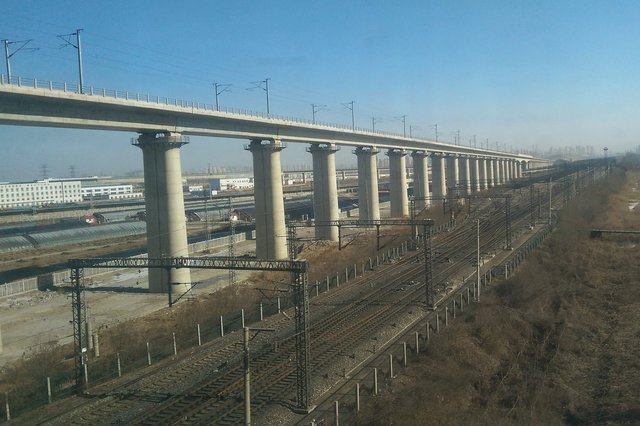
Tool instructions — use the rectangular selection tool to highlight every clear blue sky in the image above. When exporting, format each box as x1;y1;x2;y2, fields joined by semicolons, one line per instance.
1;0;639;181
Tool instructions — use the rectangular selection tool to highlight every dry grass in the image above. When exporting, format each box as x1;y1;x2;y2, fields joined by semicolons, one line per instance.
356;165;640;425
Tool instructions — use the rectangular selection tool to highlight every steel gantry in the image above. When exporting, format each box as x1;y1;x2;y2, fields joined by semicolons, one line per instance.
287;219;434;251
287;219;437;308
67;256;312;412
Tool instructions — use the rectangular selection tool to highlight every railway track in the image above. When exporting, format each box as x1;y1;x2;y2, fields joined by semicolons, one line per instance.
30;176;578;425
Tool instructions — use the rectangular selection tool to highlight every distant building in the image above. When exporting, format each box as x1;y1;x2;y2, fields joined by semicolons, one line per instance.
81;183;141;200
210;177;254;191
0;179;83;208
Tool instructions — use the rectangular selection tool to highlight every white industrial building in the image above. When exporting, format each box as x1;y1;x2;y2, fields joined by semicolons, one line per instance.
0;179;83;208
210;177;254;191
81;184;141;200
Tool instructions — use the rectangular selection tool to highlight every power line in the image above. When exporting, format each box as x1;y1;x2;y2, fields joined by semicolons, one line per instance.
247;78;271;114
342;101;355;129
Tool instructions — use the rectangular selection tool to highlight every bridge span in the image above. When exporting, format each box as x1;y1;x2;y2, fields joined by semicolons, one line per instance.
0;77;547;294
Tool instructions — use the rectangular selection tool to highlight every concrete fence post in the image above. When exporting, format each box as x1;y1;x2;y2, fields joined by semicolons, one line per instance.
445;307;449;326
83;362;89;387
369;257;373;270
467;287;471;304
426;321;430;344
415;331;420;355
326;276;330;292
117;352;122;377
147;342;152;366
4;392;9;421
389;354;394;378
374;368;379;395
315;284;319;297
277;297;281;314
356;383;360;411
197;324;202;346
47;376;52;404
460;293;464;313
335;400;340;426
220;315;225;337
336;273;340;287
436;314;440;333
86;322;93;350
172;332;177;356
376;255;379;266
452;300;457;318
403;342;407;366
345;267;349;283
93;333;100;357
241;309;245;329
260;303;264;321
354;263;357;277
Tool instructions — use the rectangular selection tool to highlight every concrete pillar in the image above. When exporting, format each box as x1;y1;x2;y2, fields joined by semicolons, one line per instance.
487;158;495;188
504;159;511;182
355;146;380;220
387;149;408;217
460;156;471;195
247;139;287;259
480;158;489;190
500;159;507;184
135;132;191;294
411;151;431;209
472;157;481;192
308;143;339;241
492;159;500;186
431;153;446;199
446;155;459;195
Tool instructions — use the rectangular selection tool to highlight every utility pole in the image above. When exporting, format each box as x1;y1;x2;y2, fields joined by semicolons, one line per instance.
432;124;438;142
409;125;418;138
311;103;326;124
548;177;552;224
456;130;461;146
476;219;480;302
213;82;231;111
342;101;355;129
243;327;274;425
2;39;38;81
371;116;381;132
396;115;407;137
247;78;270;114
57;29;84;93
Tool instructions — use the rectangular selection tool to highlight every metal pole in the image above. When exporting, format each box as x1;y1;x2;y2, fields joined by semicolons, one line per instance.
2;40;10;80
265;78;270;114
76;29;84;93
476;219;480;302
244;327;251;426
548;177;552;224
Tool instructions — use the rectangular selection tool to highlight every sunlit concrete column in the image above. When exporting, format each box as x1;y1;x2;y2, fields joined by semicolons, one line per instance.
480;158;489;190
387;149;409;217
308;143;339;241
355;146;380;220
446;155;460;196
135;132;191;295
411;151;431;210
460;156;471;195
431;153;446;199
471;157;481;192
516;161;522;178
491;158;499;187
247;139;287;259
504;159;511;182
500;159;507;184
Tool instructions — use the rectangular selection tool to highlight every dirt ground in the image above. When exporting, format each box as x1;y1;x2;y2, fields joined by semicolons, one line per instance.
356;166;640;425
